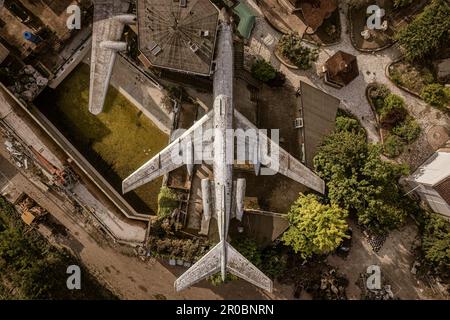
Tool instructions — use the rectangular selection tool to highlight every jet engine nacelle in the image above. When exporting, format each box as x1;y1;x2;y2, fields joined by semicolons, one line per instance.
114;14;137;25
235;178;246;221
100;40;127;51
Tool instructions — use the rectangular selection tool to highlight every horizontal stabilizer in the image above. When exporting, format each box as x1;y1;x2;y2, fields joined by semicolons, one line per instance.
174;241;273;292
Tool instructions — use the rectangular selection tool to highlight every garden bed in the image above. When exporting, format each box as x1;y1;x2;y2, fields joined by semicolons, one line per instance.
366;83;421;158
348;1;395;52
388;59;450;112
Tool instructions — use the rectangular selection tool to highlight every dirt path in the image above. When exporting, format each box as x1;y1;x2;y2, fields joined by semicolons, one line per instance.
327;220;444;300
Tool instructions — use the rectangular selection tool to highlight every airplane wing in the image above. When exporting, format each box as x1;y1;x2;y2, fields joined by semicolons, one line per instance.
234;110;325;194
123;111;214;194
89;0;130;115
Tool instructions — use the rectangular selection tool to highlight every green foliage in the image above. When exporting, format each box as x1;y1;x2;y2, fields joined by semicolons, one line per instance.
421;83;450;109
232;236;262;267
282;194;349;259
422;214;450;270
148;236;208;261
157;187;179;219
379;93;407;128
369;84;390;111
383;134;405;158
335;114;363;134
0;196;115;299
392;117;421;143
395;0;450;61
278;33;319;69
314;125;412;234
251;59;277;83
260;246;287;279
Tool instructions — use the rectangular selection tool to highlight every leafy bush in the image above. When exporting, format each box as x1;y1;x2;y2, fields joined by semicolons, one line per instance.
383;135;405;158
421;83;450;109
261;246;287;279
278;33;319;70
422;214;450;270
392;117;421;143
282;194;349;259
251;59;276;83
369;84;390;111
395;0;450;61
232;236;262;267
379;94;408;128
335;115;362;134
157;187;179;219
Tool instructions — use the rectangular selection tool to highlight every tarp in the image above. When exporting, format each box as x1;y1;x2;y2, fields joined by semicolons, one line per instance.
233;2;256;39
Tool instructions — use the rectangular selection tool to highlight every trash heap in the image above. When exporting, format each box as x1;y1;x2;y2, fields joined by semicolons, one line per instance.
8;65;48;102
359;273;397;300
317;269;348;300
4;139;32;170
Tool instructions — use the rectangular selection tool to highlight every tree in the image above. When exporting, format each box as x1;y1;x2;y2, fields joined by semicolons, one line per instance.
392;117;421;143
282;194;349;259
395;0;450;61
421;83;450;110
251;59;276;83
278;33;318;70
379;94;407;129
383;134;405;158
313;119;412;234
422;214;450;271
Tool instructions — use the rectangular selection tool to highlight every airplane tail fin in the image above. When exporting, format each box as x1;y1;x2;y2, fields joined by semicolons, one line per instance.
174;241;273;292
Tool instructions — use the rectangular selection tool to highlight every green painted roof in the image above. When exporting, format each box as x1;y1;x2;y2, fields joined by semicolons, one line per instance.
233;2;256;39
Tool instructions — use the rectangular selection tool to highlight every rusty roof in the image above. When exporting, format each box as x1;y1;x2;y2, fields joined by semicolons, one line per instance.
300;0;338;32
325;50;359;86
435;177;450;206
137;0;219;75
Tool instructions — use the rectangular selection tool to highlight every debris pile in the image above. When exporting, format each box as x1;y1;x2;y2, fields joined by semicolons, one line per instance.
359;273;397;300
4;140;32;170
364;230;387;252
280;256;349;300
8;65;48;102
17;194;48;226
317;269;348;300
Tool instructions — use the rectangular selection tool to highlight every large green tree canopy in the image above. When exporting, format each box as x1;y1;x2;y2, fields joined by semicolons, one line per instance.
395;0;450;61
313;115;414;234
282;194;349;259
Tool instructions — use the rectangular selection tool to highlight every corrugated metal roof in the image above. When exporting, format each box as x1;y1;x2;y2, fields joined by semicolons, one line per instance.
411;151;450;186
137;0;219;75
300;81;340;167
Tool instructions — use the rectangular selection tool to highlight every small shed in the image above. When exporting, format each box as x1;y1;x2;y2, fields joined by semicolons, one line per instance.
233;2;256;39
324;50;359;88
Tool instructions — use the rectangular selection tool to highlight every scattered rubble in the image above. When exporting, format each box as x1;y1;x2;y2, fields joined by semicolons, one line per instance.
363;230;387;252
358;273;398;300
7;65;48;102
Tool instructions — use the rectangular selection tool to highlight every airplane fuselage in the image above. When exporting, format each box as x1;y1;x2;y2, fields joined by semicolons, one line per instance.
212;22;234;280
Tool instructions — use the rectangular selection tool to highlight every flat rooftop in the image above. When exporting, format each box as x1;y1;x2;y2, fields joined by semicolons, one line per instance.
137;0;219;75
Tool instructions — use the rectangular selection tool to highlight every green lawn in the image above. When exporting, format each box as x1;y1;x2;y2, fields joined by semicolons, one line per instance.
37;64;168;214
